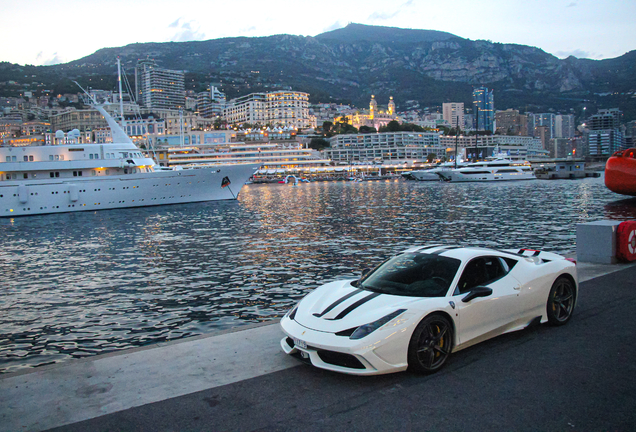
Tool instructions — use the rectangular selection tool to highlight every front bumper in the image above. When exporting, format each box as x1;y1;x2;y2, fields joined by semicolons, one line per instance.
279;316;411;376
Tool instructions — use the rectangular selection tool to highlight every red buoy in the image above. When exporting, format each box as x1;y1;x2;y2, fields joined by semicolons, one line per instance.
616;221;636;262
605;148;636;197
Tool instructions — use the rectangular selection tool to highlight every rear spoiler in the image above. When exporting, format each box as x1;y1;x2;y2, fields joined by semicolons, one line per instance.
502;248;574;264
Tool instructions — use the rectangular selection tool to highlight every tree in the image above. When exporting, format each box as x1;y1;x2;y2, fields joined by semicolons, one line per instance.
358;125;377;134
308;138;330;151
427;153;437;163
380;120;402;132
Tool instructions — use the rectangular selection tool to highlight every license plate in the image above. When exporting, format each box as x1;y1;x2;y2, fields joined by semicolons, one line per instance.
293;338;307;349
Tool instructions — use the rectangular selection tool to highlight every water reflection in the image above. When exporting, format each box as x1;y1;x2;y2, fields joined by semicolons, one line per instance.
1;176;634;373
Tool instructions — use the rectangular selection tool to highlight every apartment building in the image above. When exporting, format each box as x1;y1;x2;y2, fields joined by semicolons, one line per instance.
323;131;443;164
442;102;465;129
224;91;310;128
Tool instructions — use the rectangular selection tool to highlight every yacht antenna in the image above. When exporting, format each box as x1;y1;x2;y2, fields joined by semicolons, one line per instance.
73;81;97;105
179;109;184;147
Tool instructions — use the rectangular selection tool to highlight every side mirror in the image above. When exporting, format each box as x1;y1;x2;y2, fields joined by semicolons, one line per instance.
461;286;493;303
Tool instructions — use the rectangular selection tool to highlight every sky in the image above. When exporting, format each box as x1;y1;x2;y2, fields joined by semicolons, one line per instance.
2;0;635;66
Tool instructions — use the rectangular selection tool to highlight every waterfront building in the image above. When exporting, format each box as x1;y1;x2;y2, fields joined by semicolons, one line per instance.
495;109;528;136
224;91;310;129
144;129;330;175
442;103;464;129
323;131;443;166
555;114;575;138
439;135;547;160
135;59;185;110
472;87;494;132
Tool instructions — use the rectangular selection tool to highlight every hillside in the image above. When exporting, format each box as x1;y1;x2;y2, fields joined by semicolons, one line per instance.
1;23;635;120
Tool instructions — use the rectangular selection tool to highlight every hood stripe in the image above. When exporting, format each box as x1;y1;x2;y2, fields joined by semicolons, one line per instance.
327;292;381;321
313;288;363;318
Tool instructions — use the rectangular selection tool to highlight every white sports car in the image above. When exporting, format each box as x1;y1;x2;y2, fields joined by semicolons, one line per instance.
280;245;578;375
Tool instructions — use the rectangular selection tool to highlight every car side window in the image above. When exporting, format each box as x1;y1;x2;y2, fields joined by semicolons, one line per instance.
455;256;508;295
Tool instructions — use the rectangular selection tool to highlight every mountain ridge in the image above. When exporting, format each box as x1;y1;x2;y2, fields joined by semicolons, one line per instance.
1;23;634;120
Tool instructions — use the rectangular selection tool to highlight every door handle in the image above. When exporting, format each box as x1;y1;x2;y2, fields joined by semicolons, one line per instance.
513;285;521;290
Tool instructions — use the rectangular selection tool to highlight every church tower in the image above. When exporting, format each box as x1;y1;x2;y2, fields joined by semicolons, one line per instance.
369;95;377;119
388;96;395;116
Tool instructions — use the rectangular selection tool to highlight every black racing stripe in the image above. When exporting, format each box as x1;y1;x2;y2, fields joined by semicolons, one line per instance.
419;244;443;251
313;288;363;318
327;292;382;321
430;245;462;255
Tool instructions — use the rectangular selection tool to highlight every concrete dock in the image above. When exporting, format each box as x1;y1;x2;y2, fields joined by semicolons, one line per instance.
1;261;635;432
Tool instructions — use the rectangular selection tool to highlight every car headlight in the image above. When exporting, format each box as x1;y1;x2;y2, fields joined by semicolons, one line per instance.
350;309;407;340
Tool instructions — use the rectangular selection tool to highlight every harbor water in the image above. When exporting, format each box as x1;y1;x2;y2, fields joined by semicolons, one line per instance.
1;176;635;374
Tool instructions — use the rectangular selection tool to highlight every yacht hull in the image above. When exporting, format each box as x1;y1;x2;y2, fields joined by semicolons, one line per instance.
438;171;536;182
0;163;257;217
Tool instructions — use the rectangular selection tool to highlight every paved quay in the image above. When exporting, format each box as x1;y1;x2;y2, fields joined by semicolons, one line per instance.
1;261;635;432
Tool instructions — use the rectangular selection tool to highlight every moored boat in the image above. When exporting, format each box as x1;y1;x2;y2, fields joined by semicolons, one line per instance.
437;158;535;182
0;104;258;217
605;148;636;196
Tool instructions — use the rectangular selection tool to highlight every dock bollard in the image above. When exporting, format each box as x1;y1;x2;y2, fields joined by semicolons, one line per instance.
576;220;622;264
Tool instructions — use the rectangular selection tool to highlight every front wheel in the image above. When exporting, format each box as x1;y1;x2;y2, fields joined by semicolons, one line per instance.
547;276;576;326
407;314;453;374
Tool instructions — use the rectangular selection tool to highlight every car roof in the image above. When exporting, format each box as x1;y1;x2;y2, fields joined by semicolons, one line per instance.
400;245;523;261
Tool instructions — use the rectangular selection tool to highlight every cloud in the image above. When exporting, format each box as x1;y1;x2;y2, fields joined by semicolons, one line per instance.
168;18;206;42
368;10;400;21
321;21;346;33
367;1;413;22
567;2;577;7
35;51;65;66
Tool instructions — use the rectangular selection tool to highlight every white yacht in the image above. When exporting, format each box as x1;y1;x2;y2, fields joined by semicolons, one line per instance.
0;105;258;217
436;158;535;182
409;160;469;181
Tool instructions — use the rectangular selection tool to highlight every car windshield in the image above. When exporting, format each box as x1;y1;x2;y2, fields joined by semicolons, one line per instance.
359;253;461;297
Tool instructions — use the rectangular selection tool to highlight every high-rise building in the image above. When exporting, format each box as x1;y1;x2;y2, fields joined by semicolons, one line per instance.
532;113;556;139
555;114;575;138
472;87;494;132
535;125;551;150
135;59;185;110
585;108;624;156
495;109;528;135
589;108;622;130
442;102;465;129
587;129;624;156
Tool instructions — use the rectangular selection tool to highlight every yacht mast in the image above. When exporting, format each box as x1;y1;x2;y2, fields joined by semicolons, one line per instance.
117;57;125;130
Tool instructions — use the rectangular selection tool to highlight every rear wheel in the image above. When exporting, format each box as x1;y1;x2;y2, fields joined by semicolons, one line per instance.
547;276;576;326
407;314;453;374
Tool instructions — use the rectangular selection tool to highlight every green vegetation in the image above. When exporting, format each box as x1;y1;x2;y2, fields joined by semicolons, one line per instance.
379;121;429;133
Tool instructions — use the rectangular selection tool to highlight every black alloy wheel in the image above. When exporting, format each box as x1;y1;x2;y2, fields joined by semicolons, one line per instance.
547;276;576;326
408;314;453;374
